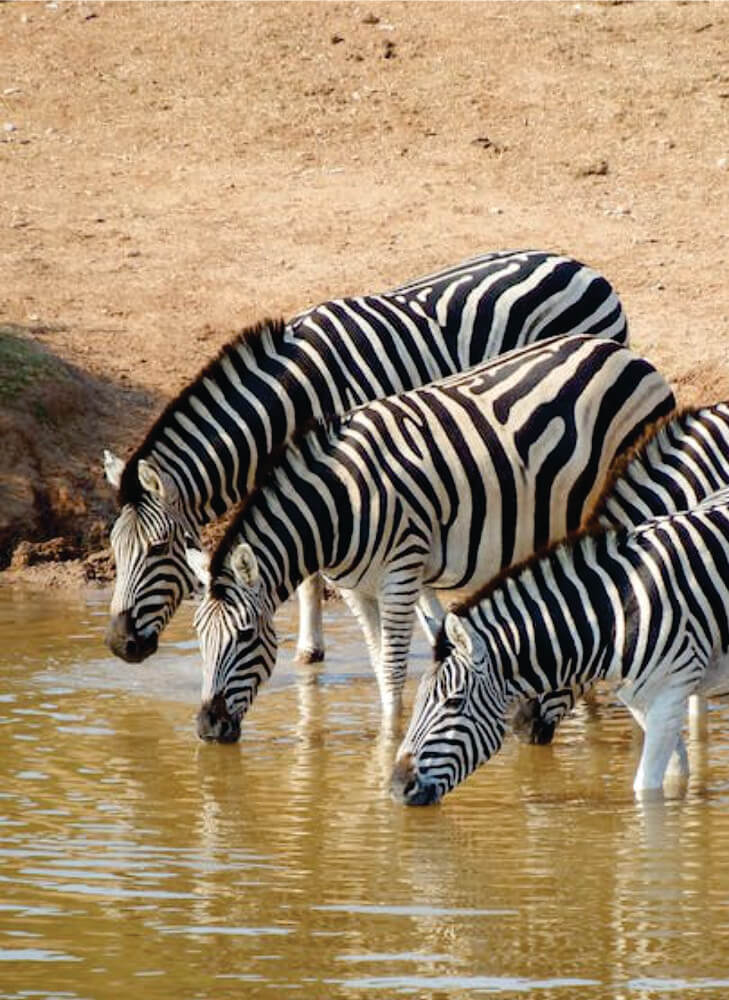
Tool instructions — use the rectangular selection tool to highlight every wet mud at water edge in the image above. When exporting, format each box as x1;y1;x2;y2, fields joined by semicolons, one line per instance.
2;588;729;1000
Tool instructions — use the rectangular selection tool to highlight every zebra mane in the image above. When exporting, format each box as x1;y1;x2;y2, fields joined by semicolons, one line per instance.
580;404;698;531
207;412;343;587
118;317;288;506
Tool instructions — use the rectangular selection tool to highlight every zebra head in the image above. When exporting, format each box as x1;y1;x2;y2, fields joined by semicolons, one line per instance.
104;450;200;662
391;612;508;806
187;542;277;744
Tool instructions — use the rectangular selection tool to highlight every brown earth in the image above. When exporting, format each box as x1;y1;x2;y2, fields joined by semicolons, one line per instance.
1;0;728;589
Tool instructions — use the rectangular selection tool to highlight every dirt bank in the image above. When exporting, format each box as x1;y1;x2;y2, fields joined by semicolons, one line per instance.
1;0;727;589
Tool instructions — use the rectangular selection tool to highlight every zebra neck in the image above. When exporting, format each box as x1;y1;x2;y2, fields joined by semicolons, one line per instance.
481;542;619;700
233;455;350;609
132;326;347;527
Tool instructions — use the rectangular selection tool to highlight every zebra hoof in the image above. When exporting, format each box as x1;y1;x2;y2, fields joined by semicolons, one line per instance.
296;647;325;664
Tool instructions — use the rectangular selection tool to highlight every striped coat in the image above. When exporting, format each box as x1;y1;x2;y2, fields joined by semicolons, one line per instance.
392;490;729;804
185;334;674;741
103;250;629;665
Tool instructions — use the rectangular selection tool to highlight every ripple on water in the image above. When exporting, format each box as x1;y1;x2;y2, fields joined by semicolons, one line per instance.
2;592;729;999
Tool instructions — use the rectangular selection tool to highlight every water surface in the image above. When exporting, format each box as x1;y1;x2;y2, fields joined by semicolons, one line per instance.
1;587;729;999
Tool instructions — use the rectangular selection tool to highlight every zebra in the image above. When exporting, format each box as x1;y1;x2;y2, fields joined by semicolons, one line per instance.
391;489;729;805
184;333;674;742
514;403;729;745
103;249;629;665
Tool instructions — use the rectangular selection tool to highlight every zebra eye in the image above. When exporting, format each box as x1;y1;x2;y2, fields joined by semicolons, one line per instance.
148;540;169;557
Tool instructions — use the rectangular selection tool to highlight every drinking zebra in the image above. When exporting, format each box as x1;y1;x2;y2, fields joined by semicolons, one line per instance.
391;489;729;805
514;403;729;745
103;249;628;665
184;334;673;741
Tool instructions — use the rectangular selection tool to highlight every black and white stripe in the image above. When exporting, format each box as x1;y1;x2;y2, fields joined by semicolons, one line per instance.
392;489;729;805
515;403;729;743
103;250;629;664
185;334;673;741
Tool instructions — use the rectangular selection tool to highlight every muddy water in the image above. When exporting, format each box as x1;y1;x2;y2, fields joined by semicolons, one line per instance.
1;589;729;1000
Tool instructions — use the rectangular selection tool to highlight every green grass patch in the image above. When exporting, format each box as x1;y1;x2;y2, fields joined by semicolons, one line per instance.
0;326;69;402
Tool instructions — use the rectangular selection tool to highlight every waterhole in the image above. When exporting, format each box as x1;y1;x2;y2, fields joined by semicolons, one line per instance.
1;587;728;999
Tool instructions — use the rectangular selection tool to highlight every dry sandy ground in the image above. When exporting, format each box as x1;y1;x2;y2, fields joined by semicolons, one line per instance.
1;0;727;586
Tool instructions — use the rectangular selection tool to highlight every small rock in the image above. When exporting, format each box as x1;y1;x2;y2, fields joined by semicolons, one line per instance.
472;135;505;154
362;12;380;24
3;122;17;132
717;156;728;170
383;40;396;59
575;158;609;178
11;537;80;569
331;33;344;44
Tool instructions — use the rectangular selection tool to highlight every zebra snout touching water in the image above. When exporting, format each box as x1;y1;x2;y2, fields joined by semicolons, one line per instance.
102;249;630;667
196;693;241;744
392;489;729;806
185;334;673;742
102;455;200;662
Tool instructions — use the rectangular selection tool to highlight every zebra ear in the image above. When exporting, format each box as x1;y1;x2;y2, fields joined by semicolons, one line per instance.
103;450;125;489
138;459;180;504
444;613;487;668
185;546;211;588
229;543;259;588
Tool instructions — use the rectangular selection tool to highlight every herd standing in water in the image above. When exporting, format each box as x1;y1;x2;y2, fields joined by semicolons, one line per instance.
103;250;729;803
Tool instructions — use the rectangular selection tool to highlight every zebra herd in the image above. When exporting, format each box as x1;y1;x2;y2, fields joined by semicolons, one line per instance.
103;249;729;804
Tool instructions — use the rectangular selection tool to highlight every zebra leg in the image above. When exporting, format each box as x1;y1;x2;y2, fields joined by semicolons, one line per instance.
415;587;445;645
340;587;409;729
377;583;422;722
338;588;382;668
621;692;689;794
295;574;325;663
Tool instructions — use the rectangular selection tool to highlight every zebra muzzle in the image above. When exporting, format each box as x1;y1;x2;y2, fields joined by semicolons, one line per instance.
389;754;440;806
196;695;241;744
105;611;159;663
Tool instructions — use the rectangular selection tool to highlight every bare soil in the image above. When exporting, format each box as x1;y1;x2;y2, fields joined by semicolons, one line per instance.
1;0;727;589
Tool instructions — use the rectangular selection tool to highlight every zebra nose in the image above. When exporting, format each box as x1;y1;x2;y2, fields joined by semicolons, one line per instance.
196;696;241;744
390;753;440;806
390;753;418;800
104;611;158;663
